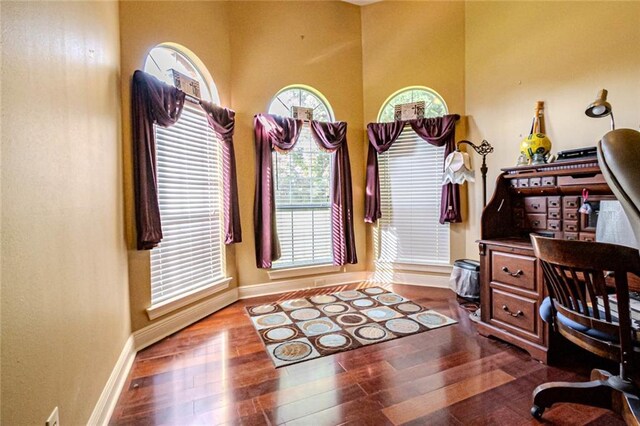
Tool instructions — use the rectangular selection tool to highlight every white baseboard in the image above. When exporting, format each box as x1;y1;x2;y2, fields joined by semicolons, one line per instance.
238;271;370;299
133;288;239;350
369;270;455;291
87;335;136;426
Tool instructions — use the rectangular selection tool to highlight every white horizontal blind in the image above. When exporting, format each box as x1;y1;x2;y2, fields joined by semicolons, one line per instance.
150;102;225;304
273;124;333;268
378;127;450;265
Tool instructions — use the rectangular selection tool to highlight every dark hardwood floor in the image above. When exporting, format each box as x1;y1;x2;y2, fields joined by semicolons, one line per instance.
110;283;625;425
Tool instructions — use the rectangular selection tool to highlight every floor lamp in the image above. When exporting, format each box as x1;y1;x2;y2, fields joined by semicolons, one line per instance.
444;140;494;207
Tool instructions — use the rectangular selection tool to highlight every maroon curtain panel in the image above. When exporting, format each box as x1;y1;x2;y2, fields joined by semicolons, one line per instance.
311;121;357;265
199;100;242;244
131;70;186;249
409;114;461;223
253;114;303;268
364;114;461;225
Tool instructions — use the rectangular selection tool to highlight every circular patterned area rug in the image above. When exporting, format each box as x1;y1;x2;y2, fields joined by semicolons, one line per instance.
385;318;420;334
264;326;297;342
363;287;385;295
249;304;277;315
336;313;367;326
273;341;312;362
322;303;349;314
415;311;448;326
289;308;321;321
353;324;387;341
316;333;352;350
310;294;337;304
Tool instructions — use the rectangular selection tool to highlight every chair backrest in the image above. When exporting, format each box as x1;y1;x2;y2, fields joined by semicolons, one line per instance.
598;128;640;246
531;235;640;365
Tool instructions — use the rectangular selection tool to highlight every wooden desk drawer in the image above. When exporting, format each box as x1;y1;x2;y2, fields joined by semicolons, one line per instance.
579;232;596;242
548;219;562;232
548;208;561;219
563;196;581;210
542;177;556;187
526;214;547;230
525;197;547;213
548;196;561;208
529;177;542;188
558;173;607;187
564;210;579;221
564;220;579;232
491;252;537;291
491;289;537;334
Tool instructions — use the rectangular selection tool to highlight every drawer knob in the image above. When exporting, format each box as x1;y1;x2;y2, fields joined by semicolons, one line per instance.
502;305;523;318
501;266;523;277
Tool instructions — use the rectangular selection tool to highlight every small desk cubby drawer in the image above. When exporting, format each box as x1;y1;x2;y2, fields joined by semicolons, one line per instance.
491;289;537;334
564;220;579;232
548;220;562;231
564;210;579;221
548;208;561;219
491;251;537;290
563;196;581;209
527;214;547;230
542;177;556;187
525;197;547;213
548;196;561;208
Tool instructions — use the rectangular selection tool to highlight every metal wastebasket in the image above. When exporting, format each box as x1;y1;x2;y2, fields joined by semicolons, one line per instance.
450;259;480;301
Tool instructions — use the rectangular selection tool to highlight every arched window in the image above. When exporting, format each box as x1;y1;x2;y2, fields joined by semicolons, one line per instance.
268;86;334;268
144;45;225;306
377;87;450;266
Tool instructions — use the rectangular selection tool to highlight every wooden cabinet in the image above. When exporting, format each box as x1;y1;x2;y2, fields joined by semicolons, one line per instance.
476;159;614;363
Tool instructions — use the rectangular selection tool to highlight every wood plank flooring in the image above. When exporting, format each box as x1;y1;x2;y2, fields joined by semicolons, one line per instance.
110;283;625;425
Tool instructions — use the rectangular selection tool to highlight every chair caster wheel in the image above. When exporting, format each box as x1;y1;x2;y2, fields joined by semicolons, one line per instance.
531;405;544;419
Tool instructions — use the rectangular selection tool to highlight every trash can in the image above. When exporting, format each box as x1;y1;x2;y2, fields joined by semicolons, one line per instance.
450;259;480;301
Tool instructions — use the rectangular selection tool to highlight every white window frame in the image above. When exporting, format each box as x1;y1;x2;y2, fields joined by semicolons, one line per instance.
268;86;335;270
143;45;227;317
375;87;451;268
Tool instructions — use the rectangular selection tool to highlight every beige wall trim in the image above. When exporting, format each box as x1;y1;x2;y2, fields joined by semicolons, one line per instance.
146;277;233;320
370;271;454;290
133;288;239;350
87;335;136;426
238;271;370;299
267;264;343;280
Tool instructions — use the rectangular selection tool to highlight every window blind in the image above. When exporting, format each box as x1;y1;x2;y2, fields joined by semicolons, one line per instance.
273;124;333;268
150;102;225;304
378;127;450;265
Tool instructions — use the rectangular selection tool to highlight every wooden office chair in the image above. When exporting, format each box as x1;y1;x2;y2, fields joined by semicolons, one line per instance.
530;235;640;422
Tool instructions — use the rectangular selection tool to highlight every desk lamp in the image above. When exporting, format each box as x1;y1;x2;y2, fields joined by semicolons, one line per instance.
585;89;615;130
443;140;494;207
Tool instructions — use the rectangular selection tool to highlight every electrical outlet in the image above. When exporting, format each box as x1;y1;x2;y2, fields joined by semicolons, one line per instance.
46;407;59;426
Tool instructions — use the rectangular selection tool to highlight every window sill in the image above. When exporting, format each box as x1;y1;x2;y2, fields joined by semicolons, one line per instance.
375;261;453;274
267;264;342;280
146;277;232;320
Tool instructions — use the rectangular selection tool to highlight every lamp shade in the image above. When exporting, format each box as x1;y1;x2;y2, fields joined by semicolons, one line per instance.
585;89;612;118
443;151;475;185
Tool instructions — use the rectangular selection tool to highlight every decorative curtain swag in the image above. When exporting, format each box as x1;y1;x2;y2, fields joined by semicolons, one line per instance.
131;70;241;250
364;114;461;225
253;113;357;269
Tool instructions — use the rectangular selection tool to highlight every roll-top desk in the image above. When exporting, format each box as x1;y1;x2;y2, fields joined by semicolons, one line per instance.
476;158;614;363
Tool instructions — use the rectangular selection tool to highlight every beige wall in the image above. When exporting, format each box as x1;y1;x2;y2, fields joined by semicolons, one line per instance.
229;1;367;285
464;1;640;259
361;1;467;271
1;1;129;424
119;1;236;331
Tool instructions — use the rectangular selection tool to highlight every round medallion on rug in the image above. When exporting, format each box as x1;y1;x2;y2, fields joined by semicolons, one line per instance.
351;298;375;308
272;341;312;362
264;326;297;342
289;308;321;321
310;294;337;304
300;318;335;334
415;311;448;326
322;303;348;314
249;304;277;315
375;293;405;304
353;324;387;341
316;333;352;350
256;313;288;327
395;302;422;313
336;290;363;300
363;287;385;295
385;318;420;334
336;313;367;326
280;299;311;310
364;307;397;321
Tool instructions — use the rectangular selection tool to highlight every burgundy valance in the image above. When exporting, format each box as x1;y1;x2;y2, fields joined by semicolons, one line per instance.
253;114;357;268
364;114;461;225
131;70;241;249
